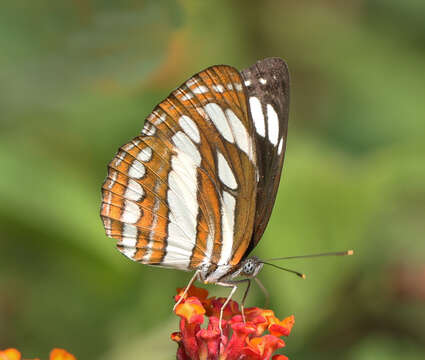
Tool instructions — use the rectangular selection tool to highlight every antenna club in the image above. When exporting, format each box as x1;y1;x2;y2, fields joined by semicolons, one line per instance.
301;274;306;279
347;250;354;256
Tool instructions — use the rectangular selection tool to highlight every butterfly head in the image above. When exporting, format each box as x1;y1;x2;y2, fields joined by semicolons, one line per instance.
238;256;264;278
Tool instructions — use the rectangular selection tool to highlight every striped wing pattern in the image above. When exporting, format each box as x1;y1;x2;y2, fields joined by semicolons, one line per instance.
241;58;290;255
100;65;257;273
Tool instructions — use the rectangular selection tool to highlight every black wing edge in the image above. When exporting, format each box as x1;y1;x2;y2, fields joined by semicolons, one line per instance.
241;57;290;256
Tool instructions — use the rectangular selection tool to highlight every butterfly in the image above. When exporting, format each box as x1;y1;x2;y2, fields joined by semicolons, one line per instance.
100;57;351;328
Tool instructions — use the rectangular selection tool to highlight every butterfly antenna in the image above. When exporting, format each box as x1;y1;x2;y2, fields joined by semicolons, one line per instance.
261;261;306;279
265;250;354;262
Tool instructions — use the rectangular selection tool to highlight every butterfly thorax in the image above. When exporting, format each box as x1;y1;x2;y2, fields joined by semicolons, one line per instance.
200;256;264;284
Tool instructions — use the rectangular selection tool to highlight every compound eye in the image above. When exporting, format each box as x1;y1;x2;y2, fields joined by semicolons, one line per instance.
244;262;254;274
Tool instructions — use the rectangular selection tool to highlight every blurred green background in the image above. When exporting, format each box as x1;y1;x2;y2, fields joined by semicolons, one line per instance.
1;0;424;359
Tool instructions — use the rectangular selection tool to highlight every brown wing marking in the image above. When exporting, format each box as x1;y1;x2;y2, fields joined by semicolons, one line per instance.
101;64;258;272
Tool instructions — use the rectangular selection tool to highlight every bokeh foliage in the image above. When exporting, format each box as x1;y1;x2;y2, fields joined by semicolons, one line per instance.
1;0;424;359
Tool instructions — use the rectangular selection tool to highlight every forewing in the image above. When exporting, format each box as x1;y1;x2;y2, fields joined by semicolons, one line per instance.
100;65;257;271
241;58;290;255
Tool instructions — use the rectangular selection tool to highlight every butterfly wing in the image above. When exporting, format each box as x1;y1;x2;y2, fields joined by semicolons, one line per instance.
241;58;290;255
100;65;257;272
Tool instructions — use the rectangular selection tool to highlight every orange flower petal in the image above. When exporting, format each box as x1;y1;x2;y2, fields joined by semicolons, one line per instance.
171;331;183;343
244;307;263;320
49;348;76;360
245;307;276;323
262;309;276;320
269;324;289;337
176;285;209;302
175;296;206;324
208;298;240;320
0;349;21;360
246;336;265;354
268;315;295;337
244;335;285;359
281;315;295;330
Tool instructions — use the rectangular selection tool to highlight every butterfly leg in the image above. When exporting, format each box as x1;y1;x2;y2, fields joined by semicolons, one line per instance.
216;282;238;335
216;279;251;334
254;277;269;307
173;270;201;311
240;279;251;323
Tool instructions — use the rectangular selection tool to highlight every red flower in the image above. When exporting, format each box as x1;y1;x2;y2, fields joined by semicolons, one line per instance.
171;285;294;360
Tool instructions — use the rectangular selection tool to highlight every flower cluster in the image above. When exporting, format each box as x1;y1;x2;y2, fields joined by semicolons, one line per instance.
171;285;294;360
0;348;75;360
